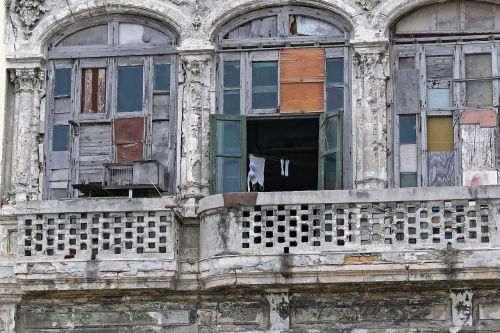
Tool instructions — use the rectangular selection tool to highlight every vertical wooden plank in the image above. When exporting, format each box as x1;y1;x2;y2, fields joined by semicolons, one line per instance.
394;69;419;114
428;151;455;186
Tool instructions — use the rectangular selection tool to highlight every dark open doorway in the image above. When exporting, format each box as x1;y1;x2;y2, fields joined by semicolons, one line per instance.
247;117;319;192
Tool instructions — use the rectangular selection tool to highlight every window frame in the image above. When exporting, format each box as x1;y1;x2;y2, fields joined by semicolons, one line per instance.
391;41;500;188
43;16;179;200
214;47;351;193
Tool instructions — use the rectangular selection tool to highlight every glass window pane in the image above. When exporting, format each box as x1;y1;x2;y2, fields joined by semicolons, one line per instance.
119;24;169;45
326;87;343;111
216;157;241;193
324;116;338;151
57;25;108;47
427;117;454;152
252;62;278;109
224;61;240;88
427;88;451;108
399;115;416;144
55;68;72;97
117;66;143;112
400;172;417;188
53;125;70;151
81;68;106;113
465;53;492;78
466;80;493;106
327;59;344;85
223;90;240;115
290;15;342;36
154;64;170;91
324;153;337;190
216;120;240;155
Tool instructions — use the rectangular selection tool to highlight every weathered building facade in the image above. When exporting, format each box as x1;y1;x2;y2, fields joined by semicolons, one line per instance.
2;0;500;331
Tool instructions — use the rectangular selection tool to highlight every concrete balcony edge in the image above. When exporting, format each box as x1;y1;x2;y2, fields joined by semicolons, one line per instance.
198;185;500;213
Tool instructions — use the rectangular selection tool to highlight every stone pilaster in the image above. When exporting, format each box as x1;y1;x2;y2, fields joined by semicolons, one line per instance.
351;42;389;190
9;67;44;202
178;52;213;217
266;290;290;331
450;290;473;332
0;300;17;332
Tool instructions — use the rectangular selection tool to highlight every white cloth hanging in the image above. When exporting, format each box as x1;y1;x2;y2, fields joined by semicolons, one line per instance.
280;159;289;177
248;154;266;191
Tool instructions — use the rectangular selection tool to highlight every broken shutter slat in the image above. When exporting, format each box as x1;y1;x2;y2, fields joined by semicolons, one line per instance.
280;48;325;113
394;69;420;114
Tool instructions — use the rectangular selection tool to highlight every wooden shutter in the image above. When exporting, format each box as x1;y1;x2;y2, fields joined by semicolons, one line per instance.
394;69;420;114
318;110;342;190
113;117;145;163
280;48;325;113
210;114;247;194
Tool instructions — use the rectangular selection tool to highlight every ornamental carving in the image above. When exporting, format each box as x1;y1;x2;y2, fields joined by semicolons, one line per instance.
10;68;45;93
7;0;47;33
356;0;381;11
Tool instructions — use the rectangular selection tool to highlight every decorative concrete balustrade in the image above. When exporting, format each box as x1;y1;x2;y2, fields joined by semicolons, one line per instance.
198;186;500;288
15;197;179;291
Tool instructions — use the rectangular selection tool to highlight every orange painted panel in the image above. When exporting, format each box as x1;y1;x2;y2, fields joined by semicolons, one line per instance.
280;48;325;83
280;82;324;113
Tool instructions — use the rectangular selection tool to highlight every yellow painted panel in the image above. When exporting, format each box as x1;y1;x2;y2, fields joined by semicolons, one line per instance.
427;117;454;152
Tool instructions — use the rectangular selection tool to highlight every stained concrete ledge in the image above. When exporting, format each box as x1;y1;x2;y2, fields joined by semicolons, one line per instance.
15;196;177;214
15;259;178;291
198;249;500;289
198;186;500;213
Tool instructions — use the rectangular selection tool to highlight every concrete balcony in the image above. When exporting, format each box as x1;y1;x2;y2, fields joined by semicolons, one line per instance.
198;186;500;289
15;197;178;291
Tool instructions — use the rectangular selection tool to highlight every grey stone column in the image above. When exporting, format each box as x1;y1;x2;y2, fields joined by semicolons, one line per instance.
178;52;213;217
8;67;44;202
351;42;389;190
0;300;17;333
266;290;290;331
450;290;473;332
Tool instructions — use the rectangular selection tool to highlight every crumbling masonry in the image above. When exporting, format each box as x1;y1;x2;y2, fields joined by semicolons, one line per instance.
2;0;500;332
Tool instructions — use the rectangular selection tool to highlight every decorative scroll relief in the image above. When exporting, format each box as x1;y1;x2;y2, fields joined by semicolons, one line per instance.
9;68;44;93
7;0;47;34
356;0;381;11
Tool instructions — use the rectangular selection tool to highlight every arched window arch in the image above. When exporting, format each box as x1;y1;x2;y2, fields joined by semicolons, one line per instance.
391;0;499;189
44;16;178;199
211;6;352;194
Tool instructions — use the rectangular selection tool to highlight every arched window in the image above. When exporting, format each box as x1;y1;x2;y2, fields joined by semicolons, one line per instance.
211;6;351;193
392;0;500;188
44;16;178;199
